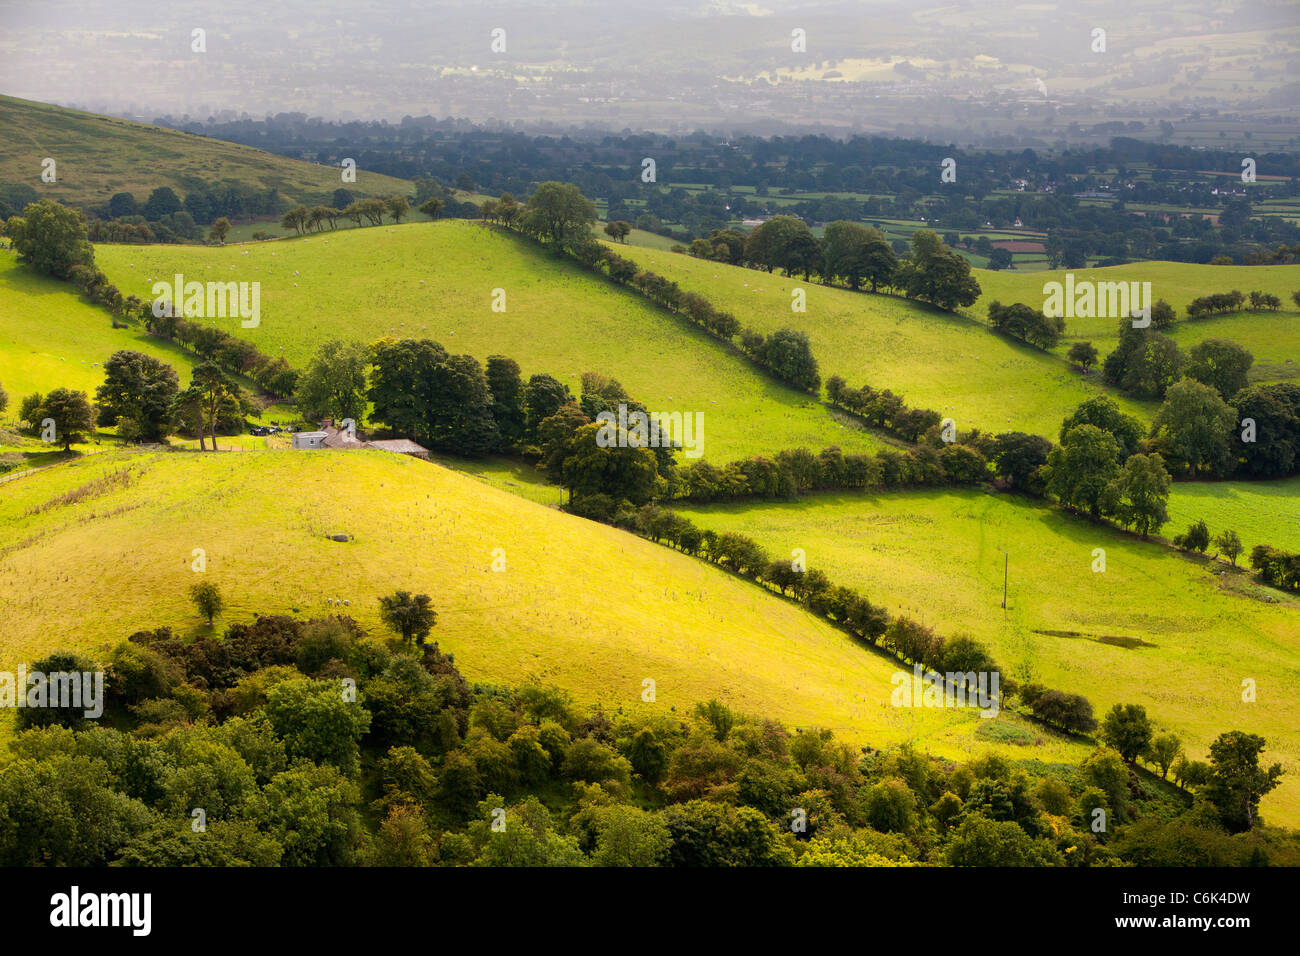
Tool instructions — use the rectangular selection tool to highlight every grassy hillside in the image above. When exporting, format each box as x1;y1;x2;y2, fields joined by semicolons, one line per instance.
0;249;208;404
94;222;879;462
0;94;410;207
975;262;1300;382
602;242;1153;439
672;487;1300;825
0;448;1087;770
1166;477;1300;554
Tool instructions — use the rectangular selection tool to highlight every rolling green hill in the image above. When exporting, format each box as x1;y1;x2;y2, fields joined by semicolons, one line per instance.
601;242;1154;439
672;486;1300;825
0;448;1087;770
0;94;410;208
975;262;1300;383
94;222;879;462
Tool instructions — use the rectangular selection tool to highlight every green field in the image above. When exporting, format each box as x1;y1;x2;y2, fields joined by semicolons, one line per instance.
0;448;1088;770
671;486;1300;825
604;242;1154;438
1166;477;1300;554
0;249;211;404
0;94;410;208
975;261;1300;378
94;222;879;462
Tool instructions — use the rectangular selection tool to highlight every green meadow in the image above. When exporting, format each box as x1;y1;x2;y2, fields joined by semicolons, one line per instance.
672;486;1300;826
0;249;209;402
0;448;1086;770
94;222;879;462
975;261;1300;374
1166;477;1300;554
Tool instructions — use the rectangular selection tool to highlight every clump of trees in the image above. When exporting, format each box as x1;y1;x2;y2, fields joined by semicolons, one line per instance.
0;595;1290;867
17;387;96;450
94;350;180;443
711;221;979;312
1182;289;1284;318
481;187;823;396
1250;544;1300;592
987;301;1065;350
368;338;501;456
1102;322;1186;399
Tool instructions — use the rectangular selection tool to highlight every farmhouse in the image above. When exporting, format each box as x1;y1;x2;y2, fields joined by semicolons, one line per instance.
293;423;429;460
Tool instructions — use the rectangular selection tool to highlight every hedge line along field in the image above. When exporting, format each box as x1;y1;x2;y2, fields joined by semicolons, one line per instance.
94;222;879;463
0;448;1091;769
975;261;1300;378
601;242;1154;439
672;486;1300;826
0;250;210;401
0;94;411;208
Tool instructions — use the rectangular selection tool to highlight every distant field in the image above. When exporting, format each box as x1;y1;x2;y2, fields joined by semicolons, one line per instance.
606;242;1154;439
0;449;1086;768
96;221;880;462
974;262;1300;365
0;94;409;207
673;486;1300;826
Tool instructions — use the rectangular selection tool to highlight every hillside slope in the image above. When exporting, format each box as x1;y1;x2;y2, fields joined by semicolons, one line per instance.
0;249;209;403
674;487;1300;824
0;94;409;207
602;242;1153;439
95;222;879;462
0;448;1085;768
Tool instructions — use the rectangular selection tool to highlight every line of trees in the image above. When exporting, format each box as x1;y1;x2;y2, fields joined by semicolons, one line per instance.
281;194;415;234
825;376;943;443
689;218;982;312
3;199;296;400
142;308;298;398
16;352;258;451
612;504;1105;726
479;182;825;395
1185;289;1282;317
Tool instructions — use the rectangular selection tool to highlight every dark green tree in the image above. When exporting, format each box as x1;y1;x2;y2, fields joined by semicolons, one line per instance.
521;182;597;252
1186;338;1253;401
189;580;224;626
38;388;96;450
1100;704;1154;763
1204;731;1283;831
378;591;437;646
1061;396;1145;461
485;355;526;448
295;340;369;424
8;199;94;278
94;350;179;442
1043;424;1121;516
